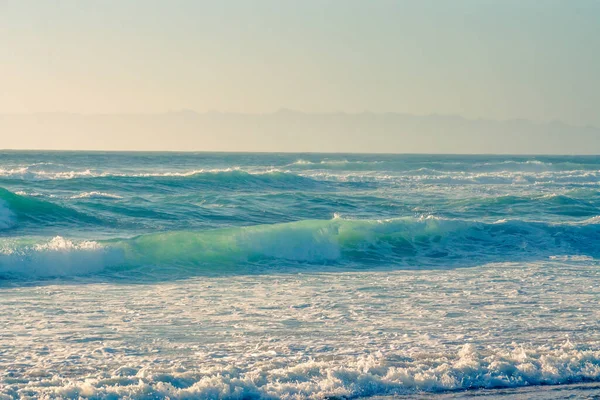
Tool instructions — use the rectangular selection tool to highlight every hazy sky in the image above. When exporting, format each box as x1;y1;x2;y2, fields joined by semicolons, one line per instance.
1;0;599;126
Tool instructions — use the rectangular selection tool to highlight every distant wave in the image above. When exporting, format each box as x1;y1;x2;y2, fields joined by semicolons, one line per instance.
0;166;321;186
0;187;100;229
288;159;384;167
468;159;600;173
1;216;599;279
1;181;598;235
70;192;123;200
3;163;600;188
286;158;600;175
300;169;600;186
0;165;278;180
448;193;599;216
0;165;211;179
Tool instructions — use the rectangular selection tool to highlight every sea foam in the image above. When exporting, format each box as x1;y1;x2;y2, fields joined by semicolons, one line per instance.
0;236;121;277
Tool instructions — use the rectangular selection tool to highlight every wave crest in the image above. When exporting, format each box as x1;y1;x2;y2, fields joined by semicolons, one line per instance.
70;192;123;200
2;216;599;279
0;187;99;228
0;236;121;277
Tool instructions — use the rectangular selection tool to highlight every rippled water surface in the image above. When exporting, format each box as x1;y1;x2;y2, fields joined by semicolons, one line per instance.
1;151;599;398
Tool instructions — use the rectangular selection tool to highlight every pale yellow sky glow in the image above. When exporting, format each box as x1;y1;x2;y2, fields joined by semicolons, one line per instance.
1;1;599;152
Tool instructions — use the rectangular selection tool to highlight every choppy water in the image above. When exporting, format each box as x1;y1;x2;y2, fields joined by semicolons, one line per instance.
1;151;600;399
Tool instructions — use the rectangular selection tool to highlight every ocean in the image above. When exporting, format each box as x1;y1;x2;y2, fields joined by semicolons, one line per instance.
1;151;600;399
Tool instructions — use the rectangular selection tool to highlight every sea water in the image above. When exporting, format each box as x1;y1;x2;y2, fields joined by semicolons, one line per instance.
1;151;599;399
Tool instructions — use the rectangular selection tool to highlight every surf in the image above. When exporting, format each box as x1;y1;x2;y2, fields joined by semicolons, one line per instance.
1;216;599;279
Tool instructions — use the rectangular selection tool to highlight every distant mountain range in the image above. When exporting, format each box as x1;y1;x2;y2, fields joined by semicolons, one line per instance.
1;110;599;154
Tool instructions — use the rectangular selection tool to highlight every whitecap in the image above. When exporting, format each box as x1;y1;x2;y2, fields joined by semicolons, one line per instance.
70;192;123;200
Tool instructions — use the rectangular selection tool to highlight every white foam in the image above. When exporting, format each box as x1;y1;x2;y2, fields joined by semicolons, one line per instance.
70;191;123;200
0;166;290;180
289;159;383;167
549;254;595;261
0;167;95;180
2;261;600;398
9;344;600;398
290;159;314;165
0;236;121;277
580;216;600;225
113;167;291;178
295;168;600;186
3;165;598;188
14;190;54;197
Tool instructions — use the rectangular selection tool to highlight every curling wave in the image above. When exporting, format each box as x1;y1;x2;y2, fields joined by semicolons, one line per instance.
1;216;599;279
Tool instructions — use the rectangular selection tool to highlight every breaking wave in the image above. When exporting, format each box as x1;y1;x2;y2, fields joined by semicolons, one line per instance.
0;166;313;183
1;216;599;279
70;192;123;200
3;163;600;189
4;341;600;398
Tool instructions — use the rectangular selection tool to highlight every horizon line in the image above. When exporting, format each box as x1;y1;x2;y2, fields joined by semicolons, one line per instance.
1;148;599;157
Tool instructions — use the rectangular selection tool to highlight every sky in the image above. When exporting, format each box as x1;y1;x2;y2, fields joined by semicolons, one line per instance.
1;0;599;129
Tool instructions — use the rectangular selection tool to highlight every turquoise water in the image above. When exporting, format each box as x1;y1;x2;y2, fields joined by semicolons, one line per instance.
1;151;600;398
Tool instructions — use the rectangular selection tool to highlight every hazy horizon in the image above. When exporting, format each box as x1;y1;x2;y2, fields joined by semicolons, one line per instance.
1;0;599;152
2;110;599;154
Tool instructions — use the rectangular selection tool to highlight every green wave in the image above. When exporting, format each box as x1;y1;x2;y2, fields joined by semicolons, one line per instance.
0;187;100;227
2;216;599;279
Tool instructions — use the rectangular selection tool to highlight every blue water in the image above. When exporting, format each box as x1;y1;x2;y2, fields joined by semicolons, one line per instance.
1;151;600;398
